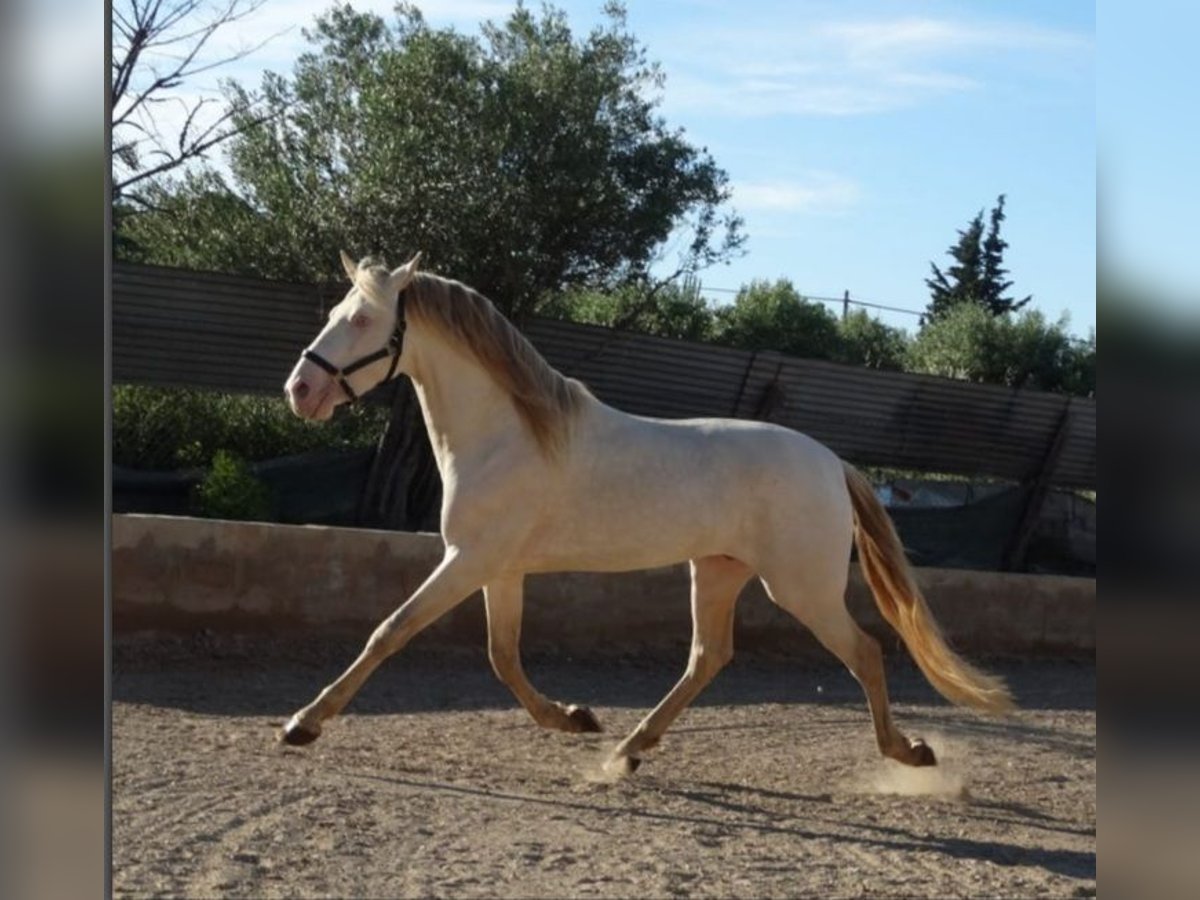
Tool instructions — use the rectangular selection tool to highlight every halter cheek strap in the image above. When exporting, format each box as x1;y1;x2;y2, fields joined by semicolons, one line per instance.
301;289;408;404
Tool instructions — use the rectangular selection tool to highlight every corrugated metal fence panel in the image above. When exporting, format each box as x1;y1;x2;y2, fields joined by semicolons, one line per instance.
113;263;1096;487
113;264;341;394
523;319;753;420
774;357;1072;483
1055;401;1096;489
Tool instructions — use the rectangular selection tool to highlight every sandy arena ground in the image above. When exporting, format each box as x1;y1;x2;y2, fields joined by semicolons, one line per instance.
113;635;1095;898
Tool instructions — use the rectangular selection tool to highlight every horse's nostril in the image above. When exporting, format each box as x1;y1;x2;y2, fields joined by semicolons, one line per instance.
294;381;310;399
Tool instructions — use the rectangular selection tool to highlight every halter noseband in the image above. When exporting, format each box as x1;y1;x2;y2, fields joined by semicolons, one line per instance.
301;288;408;403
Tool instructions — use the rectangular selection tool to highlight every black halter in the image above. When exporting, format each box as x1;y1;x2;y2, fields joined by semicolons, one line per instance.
302;288;408;403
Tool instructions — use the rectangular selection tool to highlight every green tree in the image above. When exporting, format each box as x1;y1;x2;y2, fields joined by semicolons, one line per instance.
835;309;909;371
116;170;267;272
907;303;1090;395
926;194;1031;320
120;2;744;317
1060;329;1096;398
544;275;714;341
120;2;745;532
979;194;1031;316
712;279;842;360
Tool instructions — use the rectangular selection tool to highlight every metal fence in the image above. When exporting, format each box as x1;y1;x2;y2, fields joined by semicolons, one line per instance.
113;262;1095;490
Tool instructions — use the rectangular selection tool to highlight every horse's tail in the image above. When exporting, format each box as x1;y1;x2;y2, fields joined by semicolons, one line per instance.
843;462;1015;714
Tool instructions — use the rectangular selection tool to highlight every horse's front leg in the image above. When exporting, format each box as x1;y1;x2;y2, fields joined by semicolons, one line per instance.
606;555;752;774
484;575;602;734
280;547;489;746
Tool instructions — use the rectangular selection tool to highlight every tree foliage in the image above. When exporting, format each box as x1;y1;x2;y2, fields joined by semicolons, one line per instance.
119;1;744;317
548;277;913;373
834;309;909;371
544;275;715;342
907;303;1092;395
926;194;1031;320
712;279;843;360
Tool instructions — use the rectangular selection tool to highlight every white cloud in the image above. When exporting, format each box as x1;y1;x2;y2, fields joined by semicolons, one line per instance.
734;174;862;215
821;17;1088;59
661;14;1091;118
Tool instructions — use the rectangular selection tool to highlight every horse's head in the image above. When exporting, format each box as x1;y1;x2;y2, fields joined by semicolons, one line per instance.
284;250;422;420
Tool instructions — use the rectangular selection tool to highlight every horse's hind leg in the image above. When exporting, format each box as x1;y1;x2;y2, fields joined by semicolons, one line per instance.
280;549;488;746
758;566;936;767
484;575;602;733
606;555;752;775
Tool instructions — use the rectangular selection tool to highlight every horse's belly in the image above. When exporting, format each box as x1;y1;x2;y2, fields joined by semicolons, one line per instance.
518;489;738;573
520;537;703;574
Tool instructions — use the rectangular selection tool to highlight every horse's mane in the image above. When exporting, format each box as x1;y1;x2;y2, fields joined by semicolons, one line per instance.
400;271;592;456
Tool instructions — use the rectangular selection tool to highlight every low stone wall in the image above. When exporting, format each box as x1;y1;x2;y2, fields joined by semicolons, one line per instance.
112;515;1095;660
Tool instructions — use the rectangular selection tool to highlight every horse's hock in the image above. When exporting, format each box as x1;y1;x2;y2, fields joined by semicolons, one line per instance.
112;514;1094;659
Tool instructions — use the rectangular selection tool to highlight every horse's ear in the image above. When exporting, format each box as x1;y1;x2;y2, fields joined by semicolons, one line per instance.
339;249;358;281
388;252;422;293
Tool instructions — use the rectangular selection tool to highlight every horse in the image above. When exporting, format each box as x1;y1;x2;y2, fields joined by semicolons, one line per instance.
280;250;1014;775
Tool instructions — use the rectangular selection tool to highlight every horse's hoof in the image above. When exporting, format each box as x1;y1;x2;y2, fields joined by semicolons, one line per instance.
603;753;641;778
909;738;937;767
565;705;603;733
279;717;321;746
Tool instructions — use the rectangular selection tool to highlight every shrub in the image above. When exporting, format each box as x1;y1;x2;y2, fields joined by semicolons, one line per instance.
191;450;272;521
113;385;390;470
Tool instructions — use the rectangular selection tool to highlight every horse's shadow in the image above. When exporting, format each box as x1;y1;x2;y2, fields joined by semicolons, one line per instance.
341;768;1096;881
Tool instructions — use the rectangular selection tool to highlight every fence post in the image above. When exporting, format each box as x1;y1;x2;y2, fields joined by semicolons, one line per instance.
1002;398;1074;571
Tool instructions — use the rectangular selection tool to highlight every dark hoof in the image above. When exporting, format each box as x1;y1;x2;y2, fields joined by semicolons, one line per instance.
279;719;321;746
566;705;603;733
909;739;937;767
626;755;642;773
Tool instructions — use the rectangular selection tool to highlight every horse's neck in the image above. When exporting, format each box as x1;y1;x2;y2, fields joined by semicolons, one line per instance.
409;329;522;472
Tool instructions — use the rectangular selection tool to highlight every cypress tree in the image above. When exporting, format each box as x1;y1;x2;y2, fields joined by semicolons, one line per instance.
980;194;1032;315
925;195;1032;320
925;210;985;320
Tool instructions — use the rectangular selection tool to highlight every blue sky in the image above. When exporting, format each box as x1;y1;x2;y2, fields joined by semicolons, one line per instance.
139;0;1097;336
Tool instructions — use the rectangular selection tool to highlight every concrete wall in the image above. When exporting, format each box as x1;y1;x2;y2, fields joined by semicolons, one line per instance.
112;514;1095;660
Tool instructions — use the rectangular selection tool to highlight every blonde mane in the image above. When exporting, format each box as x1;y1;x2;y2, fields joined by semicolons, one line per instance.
404;272;591;455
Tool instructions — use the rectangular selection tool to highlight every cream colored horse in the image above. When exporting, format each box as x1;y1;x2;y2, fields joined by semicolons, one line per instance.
281;251;1013;774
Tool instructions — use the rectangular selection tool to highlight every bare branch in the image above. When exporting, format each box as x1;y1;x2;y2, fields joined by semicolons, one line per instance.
111;0;279;197
114;107;279;195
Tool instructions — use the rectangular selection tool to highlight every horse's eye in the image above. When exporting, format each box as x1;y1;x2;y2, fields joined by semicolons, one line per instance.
350;312;370;329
